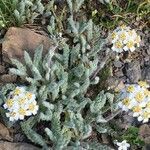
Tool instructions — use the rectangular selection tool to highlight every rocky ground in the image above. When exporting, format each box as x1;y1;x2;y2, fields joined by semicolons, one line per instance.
0;20;149;149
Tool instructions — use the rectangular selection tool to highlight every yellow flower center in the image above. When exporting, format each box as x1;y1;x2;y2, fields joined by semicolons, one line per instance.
111;32;116;39
135;92;145;102
120;32;126;40
128;31;133;36
138;81;148;88
18;98;26;105
18;108;26;115
28;103;35;111
120;24;126;29
114;87;120;93
128;30;136;36
143;111;150;119
26;93;33;99
115;41;122;49
14;88;21;95
127;85;134;93
6;99;14;108
144;89;149;96
10;112;16;117
127;41;134;48
132;106;142;112
122;98;130;106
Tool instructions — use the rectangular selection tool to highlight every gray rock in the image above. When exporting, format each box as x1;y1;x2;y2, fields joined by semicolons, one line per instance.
106;77;121;89
144;30;149;34
144;56;150;62
114;70;124;77
146;46;150;55
113;60;123;68
142;66;150;81
125;61;141;83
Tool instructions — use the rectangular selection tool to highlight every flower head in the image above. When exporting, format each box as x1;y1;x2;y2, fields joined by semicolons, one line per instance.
138;110;150;123
3;86;39;122
110;25;141;53
116;140;130;150
118;81;150;123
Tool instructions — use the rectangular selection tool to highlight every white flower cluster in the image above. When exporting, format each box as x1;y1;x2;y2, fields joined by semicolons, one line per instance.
116;140;130;150
118;81;150;123
110;25;141;53
3;87;39;122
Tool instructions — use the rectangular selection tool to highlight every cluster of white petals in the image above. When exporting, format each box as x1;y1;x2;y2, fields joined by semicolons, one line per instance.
109;25;141;53
3;86;39;122
118;81;150;123
116;140;130;150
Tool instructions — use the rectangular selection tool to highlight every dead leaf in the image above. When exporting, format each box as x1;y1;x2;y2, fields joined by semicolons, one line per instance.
0;123;12;141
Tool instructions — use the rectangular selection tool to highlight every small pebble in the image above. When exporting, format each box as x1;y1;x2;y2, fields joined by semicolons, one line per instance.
113;61;123;68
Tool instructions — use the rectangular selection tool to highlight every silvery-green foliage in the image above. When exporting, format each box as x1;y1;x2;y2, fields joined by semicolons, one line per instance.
7;0;115;149
45;110;72;150
67;141;113;150
14;0;48;25
0;84;16;127
85;141;113;150
64;110;92;140
0;84;16;101
67;0;84;13
10;44;56;87
20;117;48;149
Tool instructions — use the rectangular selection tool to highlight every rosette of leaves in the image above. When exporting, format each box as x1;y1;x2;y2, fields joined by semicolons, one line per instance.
1;0;116;149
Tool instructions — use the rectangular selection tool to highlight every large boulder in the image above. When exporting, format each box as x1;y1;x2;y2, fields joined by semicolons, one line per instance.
1;27;55;63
